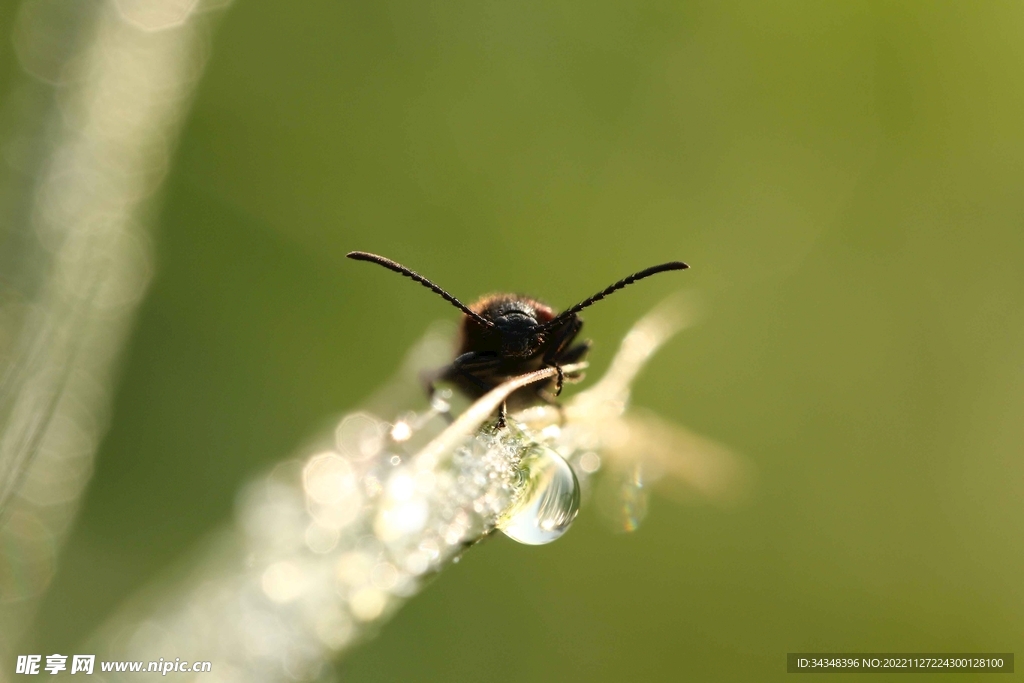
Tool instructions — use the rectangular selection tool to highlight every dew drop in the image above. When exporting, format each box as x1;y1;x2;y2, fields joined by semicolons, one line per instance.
390;421;412;442
499;445;580;545
617;464;647;532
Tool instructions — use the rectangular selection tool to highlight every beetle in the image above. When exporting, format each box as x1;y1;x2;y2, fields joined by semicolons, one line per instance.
347;251;688;427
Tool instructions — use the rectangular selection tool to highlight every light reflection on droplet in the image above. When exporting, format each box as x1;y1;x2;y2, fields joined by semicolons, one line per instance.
313;611;353;651
429;389;452;414
307;496;361;531
374;496;428;542
418;539;439;560
618;464;647;532
389;421;412;442
349;587;388;622
388;574;419;598
414;470;436;493
335;552;373;587
302;452;354;505
403;551;430;576
335;413;383;461
386;471;414;500
579;451;601;474
304;523;339;554
260;561;305;604
303;452;362;531
540;423;561;440
363;475;382;497
498;445;580;545
370;562;398;590
355;534;383;557
442;509;471;546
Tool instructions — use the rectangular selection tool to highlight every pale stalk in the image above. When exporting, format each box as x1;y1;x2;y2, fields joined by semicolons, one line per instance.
79;295;750;683
0;0;230;667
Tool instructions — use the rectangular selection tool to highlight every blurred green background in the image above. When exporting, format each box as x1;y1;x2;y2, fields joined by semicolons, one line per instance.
4;0;1023;680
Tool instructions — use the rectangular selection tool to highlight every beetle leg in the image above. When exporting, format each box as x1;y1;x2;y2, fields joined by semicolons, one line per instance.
552;364;565;396
557;339;590;365
434;352;513;428
435;352;499;392
543;317;584;364
540;318;585;397
556;340;591;384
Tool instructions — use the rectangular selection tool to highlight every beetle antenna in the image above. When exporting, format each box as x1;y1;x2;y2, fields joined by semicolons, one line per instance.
540;261;689;330
347;251;496;328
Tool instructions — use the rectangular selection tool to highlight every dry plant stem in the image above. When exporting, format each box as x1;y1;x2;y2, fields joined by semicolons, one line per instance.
0;0;229;664
415;361;587;470
78;298;730;683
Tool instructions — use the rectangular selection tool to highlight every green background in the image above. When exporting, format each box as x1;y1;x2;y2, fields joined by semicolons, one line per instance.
5;1;1024;680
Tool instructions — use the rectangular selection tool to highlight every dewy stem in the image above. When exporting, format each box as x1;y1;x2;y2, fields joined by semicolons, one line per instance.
80;294;747;683
414;361;588;471
0;0;230;659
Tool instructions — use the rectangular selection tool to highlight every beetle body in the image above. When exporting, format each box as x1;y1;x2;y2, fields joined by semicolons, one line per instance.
441;293;589;409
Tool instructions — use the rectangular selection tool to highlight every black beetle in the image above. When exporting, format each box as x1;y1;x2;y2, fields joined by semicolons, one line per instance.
347;251;687;426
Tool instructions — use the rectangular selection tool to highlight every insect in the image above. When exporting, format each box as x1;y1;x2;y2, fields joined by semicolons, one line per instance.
347;251;688;427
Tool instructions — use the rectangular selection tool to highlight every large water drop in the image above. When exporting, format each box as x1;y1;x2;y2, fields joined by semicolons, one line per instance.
499;445;580;545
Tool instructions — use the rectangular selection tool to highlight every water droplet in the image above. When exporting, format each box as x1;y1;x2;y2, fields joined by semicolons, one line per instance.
390;421;412;442
430;389;452;414
617;469;647;532
499;445;580;545
579;451;601;473
349;586;388;621
305;522;340;554
335;413;384;461
598;463;647;532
